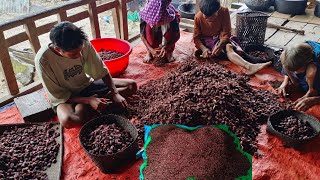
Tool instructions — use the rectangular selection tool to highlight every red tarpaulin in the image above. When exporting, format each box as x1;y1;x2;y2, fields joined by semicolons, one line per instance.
0;31;319;179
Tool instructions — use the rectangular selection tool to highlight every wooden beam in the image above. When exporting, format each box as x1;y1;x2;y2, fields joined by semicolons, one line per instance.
0;0;91;31
96;0;118;14
0;31;19;95
88;1;101;39
112;8;121;39
37;22;57;36
6;22;56;47
6;32;29;47
67;11;90;23
24;22;41;54
57;11;68;22
118;0;128;40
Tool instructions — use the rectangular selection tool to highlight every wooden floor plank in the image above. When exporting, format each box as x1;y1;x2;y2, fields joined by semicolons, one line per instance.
289;9;314;23
309;16;320;25
265;21;307;47
271;11;292;19
265;17;287;40
287;24;320;46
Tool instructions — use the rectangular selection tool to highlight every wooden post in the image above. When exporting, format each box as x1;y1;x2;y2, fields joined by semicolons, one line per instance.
0;31;19;95
117;0;128;40
24;22;41;55
88;1;101;39
57;11;68;22
112;8;121;39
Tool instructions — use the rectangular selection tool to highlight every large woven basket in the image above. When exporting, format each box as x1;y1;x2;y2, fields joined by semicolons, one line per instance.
235;11;269;48
79;114;139;173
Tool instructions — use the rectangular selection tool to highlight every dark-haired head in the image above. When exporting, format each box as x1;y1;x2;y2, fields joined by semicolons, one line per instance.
49;21;88;52
199;0;221;17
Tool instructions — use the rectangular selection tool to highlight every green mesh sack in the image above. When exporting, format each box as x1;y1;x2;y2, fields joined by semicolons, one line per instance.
139;124;252;180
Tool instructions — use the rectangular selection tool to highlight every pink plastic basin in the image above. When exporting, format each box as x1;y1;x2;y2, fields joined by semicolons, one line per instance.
90;38;132;77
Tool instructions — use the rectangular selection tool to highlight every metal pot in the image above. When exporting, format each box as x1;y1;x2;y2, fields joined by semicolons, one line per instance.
315;0;320;17
275;0;307;15
178;3;196;20
244;0;273;11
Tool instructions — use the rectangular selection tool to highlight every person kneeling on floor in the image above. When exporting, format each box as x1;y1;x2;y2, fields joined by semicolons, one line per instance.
35;21;137;128
277;41;320;111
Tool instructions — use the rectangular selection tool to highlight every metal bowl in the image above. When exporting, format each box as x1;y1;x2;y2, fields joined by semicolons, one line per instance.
178;3;196;20
274;0;307;15
315;0;320;17
244;0;273;11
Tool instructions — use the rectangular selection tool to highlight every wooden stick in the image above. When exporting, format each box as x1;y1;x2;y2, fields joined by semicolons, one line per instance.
267;22;305;35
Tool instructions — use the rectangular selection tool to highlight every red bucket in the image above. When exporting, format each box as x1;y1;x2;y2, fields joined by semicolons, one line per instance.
90;38;132;77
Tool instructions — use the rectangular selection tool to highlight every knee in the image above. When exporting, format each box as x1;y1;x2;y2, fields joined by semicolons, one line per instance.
57;110;82;129
58;114;76;129
127;80;138;94
226;44;235;53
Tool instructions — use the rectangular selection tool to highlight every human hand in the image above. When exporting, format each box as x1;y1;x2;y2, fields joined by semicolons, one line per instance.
150;48;160;58
277;80;289;97
159;46;167;58
88;96;111;111
211;46;222;57
294;97;317;111
294;89;318;106
112;92;128;109
201;48;211;58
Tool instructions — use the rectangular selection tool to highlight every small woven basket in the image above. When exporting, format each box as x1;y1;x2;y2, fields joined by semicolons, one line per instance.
236;11;269;48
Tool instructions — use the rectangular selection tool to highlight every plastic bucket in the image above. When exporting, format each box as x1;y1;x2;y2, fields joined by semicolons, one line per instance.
90;38;132;77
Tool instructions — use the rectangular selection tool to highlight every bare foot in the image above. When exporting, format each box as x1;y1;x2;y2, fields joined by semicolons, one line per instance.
307;3;315;9
226;43;234;51
166;53;175;62
246;61;272;75
143;52;154;63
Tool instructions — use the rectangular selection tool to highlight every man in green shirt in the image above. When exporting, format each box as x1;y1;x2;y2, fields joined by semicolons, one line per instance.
35;21;137;128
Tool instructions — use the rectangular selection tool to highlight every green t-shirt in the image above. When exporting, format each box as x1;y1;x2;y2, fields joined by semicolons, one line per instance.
35;41;109;107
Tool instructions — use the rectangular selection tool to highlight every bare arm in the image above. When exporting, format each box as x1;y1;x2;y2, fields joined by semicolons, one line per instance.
102;74;127;108
66;96;109;112
140;34;152;52
277;75;290;97
295;96;320;111
140;34;159;57
305;63;318;97
193;13;209;52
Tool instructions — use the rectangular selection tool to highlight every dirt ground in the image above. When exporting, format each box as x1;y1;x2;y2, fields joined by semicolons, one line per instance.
0;0;141;99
